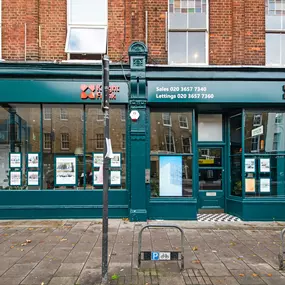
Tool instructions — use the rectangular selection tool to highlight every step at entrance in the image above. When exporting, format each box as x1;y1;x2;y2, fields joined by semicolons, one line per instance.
197;213;241;222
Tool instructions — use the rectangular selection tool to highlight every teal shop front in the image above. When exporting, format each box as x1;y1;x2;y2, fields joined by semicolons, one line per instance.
1;42;285;221
0;63;131;219
143;68;285;221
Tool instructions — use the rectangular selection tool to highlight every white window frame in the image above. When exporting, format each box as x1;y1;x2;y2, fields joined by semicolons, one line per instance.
164;134;176;153
121;109;126;121
162;113;172;126
167;0;209;65
81;110;84;121
275;113;283;124
122;134;126;149
61;133;70;150
273;132;280;151
96;133;104;149
251;136;260;153
265;0;285;66
253;114;262;126
43;108;52;120
67;0;108;26
44;133;51;150
60;108;68;120
179;115;189;129
66;0;108;58
181;136;191;153
97;109;104;121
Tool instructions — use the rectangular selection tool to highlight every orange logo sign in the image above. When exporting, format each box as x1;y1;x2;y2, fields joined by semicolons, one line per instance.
81;84;120;100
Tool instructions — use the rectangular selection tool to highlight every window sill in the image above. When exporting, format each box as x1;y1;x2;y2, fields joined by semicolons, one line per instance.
150;197;197;203
62;60;103;64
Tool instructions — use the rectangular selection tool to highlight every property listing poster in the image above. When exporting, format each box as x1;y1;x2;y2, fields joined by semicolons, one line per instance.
10;171;21;186
159;156;182;196
27;171;39;186
10;153;21;168
245;158;255;173
260;158;270;173
55;157;76;185
260;178;270;193
28;153;39;168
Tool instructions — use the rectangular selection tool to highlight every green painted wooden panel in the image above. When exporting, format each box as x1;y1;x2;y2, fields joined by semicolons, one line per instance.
0;190;128;219
0;208;128;219
198;190;224;209
148;81;285;103
243;200;285;221
226;198;243;219
0;80;128;103
148;199;197;220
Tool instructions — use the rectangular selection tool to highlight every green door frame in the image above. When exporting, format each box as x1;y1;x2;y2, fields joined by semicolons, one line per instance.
196;113;227;211
197;145;226;209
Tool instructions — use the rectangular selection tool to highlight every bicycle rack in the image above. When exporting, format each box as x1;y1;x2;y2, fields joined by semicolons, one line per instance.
138;224;185;271
278;228;285;270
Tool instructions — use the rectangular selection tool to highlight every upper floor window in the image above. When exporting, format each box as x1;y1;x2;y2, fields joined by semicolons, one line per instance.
273;132;281;150
253;114;262;126
61;133;70;150
165;134;176;152
44;108;52;120
168;0;208;65
162;113;172;126
265;0;285;66
96;133;104;149
44;133;51;150
121;109;126;121
60;108;68;120
65;0;108;59
179;115;189;128
275;113;283;124
97;109;104;121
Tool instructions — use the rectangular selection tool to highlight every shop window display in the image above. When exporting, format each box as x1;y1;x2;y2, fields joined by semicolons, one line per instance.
150;110;193;197
244;110;285;197
0;104;40;190
0;104;126;191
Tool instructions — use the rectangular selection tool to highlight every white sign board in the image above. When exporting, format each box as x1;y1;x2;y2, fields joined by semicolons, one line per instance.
206;192;217;197
159;156;182;197
252;125;263;137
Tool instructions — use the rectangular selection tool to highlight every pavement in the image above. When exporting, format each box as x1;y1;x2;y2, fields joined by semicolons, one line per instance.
1;219;285;285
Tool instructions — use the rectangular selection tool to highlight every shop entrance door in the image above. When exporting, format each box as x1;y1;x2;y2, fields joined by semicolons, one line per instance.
198;147;225;210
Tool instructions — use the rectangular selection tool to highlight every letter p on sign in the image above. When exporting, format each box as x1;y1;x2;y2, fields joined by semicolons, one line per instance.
151;252;159;260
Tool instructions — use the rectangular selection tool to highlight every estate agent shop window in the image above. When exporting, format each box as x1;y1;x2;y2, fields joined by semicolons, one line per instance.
244;110;285;198
150;110;193;197
0;104;126;190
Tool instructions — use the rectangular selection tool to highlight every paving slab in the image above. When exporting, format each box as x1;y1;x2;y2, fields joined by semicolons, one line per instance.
203;263;231;277
261;276;285;285
55;263;85;277
0;277;24;285
1;219;285;284
48;276;78;285
210;276;240;285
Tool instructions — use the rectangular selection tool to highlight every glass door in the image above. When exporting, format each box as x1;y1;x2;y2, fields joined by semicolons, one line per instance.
198;147;224;209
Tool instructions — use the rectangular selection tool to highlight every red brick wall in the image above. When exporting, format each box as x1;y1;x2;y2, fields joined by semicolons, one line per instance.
209;0;233;65
2;0;265;65
39;0;67;61
2;0;38;60
244;0;265;65
145;0;168;64
2;0;66;61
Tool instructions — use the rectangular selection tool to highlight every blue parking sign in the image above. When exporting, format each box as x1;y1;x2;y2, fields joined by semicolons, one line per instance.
151;252;159;260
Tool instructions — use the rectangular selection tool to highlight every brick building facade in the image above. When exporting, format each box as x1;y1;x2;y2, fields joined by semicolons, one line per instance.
1;0;268;65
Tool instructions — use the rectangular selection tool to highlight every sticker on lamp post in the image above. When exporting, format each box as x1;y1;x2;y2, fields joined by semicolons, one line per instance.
130;110;140;122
